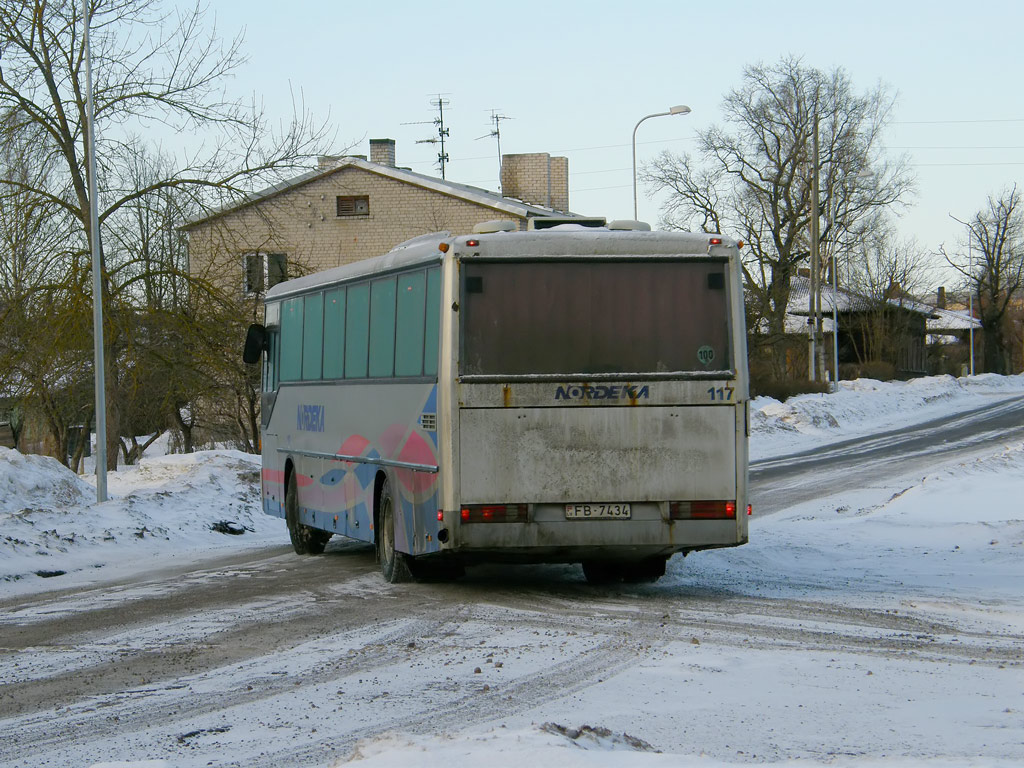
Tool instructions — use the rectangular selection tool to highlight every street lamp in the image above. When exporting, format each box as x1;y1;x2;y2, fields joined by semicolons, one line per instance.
84;0;108;501
632;105;691;220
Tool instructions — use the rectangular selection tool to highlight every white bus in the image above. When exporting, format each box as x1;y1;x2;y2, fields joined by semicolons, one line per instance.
244;222;749;583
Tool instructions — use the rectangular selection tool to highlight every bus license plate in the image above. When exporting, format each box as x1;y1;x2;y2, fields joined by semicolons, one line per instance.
565;503;631;519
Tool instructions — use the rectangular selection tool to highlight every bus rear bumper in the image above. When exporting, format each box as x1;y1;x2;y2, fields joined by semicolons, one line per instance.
445;517;746;565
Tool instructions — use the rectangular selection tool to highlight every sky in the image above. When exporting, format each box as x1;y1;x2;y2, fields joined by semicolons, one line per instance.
194;0;1024;292
3;372;1024;765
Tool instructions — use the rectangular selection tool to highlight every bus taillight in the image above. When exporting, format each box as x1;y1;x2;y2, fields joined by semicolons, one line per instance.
670;501;737;520
747;504;753;516
460;504;528;523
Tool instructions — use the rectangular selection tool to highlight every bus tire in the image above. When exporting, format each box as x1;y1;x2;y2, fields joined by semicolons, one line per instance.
285;468;331;555
582;561;622;585
378;477;414;583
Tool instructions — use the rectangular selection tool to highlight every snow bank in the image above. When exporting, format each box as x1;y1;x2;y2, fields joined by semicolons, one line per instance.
0;449;284;593
750;373;1024;459
0;447;94;514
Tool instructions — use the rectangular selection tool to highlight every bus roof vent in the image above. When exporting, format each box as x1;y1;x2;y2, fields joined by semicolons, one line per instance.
391;231;452;251
527;216;607;231
473;220;518;234
606;220;652;231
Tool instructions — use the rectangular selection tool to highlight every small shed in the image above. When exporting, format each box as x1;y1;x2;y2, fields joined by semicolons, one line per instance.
786;276;938;378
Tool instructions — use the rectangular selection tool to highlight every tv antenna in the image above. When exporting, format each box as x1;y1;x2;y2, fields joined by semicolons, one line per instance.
403;95;451;179
476;109;512;190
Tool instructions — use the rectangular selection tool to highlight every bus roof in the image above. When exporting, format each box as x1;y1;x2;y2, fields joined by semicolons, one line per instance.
265;232;451;300
264;227;740;301
454;227;739;260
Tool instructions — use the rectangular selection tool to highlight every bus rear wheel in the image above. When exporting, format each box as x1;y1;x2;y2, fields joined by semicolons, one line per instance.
378;477;414;583
285;469;331;555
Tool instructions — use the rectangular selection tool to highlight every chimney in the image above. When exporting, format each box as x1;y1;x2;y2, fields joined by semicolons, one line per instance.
937;286;946;309
370;138;397;167
500;153;569;212
318;156;343;170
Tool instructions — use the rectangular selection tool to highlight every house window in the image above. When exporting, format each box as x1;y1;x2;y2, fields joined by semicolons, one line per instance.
336;195;369;217
268;253;287;287
244;253;263;294
243;252;288;294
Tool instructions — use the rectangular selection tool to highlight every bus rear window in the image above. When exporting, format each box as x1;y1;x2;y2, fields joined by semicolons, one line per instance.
461;260;731;376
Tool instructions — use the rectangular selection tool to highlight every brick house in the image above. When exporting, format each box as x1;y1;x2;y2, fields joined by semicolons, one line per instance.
184;139;587;294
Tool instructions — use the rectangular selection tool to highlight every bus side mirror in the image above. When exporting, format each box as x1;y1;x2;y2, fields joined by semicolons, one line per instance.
243;323;267;364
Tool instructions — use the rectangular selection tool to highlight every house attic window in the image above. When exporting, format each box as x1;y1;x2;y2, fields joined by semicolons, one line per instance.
337;195;369;217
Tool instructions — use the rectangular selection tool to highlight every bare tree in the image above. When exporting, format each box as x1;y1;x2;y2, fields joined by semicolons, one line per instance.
0;107;88;465
642;56;914;380
0;0;331;467
944;186;1024;374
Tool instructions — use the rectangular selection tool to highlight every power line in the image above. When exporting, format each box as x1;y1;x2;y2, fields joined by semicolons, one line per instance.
893;117;1024;125
888;145;1024;150
911;161;1024;167
403;135;695;169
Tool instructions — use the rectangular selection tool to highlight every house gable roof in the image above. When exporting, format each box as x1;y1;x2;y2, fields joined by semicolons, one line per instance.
787;276;939;319
182;157;575;231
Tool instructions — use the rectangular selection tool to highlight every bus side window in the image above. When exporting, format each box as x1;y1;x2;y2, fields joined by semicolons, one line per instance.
395;271;426;376
323;288;346;379
302;291;324;380
280;297;304;381
264;329;279;391
424;267;441;377
369;277;397;377
345;284;370;378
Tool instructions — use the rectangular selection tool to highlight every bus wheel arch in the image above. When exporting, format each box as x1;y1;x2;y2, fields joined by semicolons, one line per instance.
284;461;331;555
375;471;413;583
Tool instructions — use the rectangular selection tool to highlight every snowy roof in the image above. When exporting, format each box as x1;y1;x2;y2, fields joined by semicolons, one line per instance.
786;276;939;319
181;156;579;230
927;306;982;333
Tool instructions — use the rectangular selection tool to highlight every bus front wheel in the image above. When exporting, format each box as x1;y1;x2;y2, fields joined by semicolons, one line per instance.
378;477;413;583
285;469;331;555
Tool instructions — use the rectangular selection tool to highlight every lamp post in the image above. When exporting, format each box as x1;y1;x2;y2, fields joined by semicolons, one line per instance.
84;0;108;501
632;105;691;220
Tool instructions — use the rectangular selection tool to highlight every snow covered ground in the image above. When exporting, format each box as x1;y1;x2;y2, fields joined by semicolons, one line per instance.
2;373;1023;768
